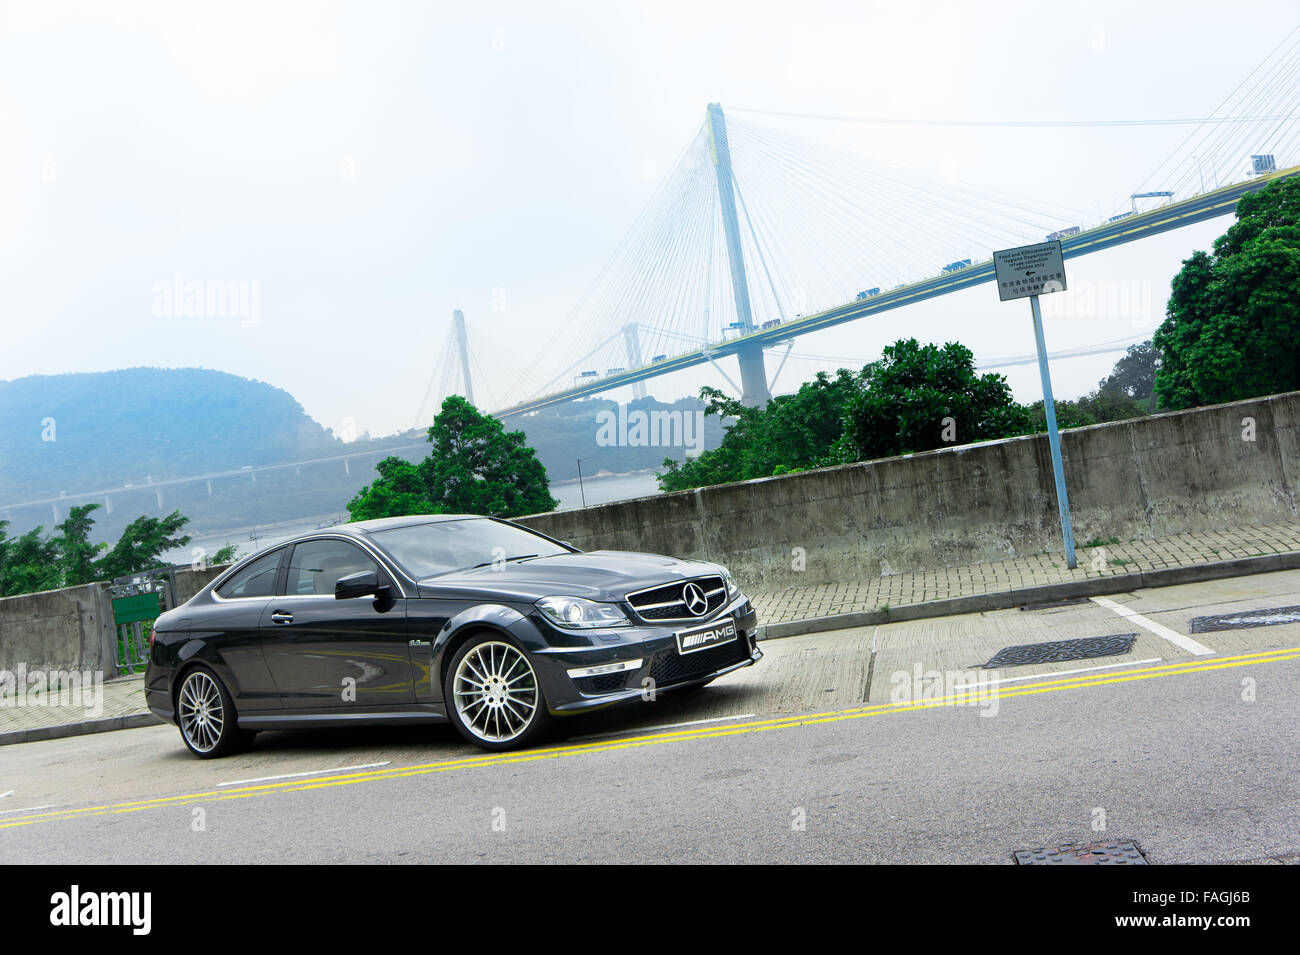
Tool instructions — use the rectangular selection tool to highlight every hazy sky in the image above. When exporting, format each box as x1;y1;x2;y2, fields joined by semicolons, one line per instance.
2;0;1296;438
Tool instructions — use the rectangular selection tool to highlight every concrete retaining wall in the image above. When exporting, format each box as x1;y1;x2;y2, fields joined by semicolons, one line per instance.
517;392;1299;592
0;583;115;673
0;565;230;673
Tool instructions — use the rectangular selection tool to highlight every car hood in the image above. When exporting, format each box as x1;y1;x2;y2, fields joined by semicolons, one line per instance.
415;550;724;602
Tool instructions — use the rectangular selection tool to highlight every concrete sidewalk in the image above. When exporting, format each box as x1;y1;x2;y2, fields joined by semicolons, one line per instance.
4;522;1300;745
750;522;1300;636
0;673;160;746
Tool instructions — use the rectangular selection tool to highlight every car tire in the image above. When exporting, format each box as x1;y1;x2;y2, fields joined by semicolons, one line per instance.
444;633;551;751
175;665;254;759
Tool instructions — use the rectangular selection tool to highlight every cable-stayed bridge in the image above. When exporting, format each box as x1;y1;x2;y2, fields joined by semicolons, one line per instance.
415;30;1300;420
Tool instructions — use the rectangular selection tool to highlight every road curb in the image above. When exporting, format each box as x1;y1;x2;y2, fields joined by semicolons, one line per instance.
0;711;163;748
755;551;1300;640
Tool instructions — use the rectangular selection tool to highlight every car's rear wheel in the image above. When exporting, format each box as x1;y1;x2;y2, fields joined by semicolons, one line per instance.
445;635;550;751
175;666;253;759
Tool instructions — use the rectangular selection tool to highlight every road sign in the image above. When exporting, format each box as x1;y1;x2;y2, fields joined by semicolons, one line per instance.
993;240;1076;569
993;240;1067;302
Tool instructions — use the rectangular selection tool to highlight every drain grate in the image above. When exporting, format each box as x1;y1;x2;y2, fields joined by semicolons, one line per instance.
1014;840;1149;865
981;634;1136;669
1191;605;1300;633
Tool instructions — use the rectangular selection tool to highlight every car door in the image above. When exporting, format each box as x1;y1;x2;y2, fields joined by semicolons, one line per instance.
192;547;286;712
260;537;414;709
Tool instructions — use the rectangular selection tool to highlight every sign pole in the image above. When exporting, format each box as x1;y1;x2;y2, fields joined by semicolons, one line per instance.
1029;293;1077;569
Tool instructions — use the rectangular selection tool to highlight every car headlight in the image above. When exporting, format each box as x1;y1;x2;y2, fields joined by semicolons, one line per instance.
721;567;740;597
536;596;631;629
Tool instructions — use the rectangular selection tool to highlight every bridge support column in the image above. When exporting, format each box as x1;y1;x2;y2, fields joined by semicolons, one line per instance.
736;345;769;407
622;324;647;400
707;102;770;407
453;309;475;405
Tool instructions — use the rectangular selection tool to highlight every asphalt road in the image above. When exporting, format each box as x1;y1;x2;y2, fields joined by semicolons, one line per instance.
3;572;1298;864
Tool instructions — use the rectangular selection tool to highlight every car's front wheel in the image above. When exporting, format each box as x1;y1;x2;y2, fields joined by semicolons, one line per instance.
445;634;551;751
175;665;253;759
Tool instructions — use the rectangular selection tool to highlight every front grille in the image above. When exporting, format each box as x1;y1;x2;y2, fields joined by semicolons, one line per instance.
649;636;749;686
626;576;727;622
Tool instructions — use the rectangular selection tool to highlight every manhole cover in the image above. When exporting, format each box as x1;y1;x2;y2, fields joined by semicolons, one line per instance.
1191;605;1300;633
1014;840;1149;865
981;634;1136;669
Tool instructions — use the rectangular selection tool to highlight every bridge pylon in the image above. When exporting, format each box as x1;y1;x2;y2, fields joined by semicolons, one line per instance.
706;103;770;407
622;324;647;400
452;308;475;405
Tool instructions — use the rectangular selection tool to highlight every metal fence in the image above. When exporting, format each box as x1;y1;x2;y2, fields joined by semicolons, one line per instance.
109;567;179;676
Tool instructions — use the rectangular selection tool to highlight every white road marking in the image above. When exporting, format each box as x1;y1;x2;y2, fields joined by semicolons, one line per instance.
217;761;391;787
955;657;1165;692
0;804;57;815
0;791;12;800
1090;596;1215;656
570;713;758;743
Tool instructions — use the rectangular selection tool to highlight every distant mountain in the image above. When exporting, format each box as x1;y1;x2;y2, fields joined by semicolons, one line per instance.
0;367;340;500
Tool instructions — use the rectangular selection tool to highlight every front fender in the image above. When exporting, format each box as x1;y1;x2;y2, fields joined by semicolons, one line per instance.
422;604;542;704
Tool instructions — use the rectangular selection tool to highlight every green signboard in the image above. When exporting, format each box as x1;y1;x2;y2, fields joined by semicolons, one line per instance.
112;592;162;626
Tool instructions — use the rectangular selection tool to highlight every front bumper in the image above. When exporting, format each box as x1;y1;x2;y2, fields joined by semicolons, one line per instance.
529;595;761;714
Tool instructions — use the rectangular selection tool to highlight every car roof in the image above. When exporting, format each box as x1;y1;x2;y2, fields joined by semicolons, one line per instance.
337;514;489;534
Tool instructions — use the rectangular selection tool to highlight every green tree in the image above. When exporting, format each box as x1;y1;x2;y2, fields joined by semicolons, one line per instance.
425;396;558;516
1153;176;1300;409
0;522;62;596
658;370;861;491
837;339;1029;461
347;456;440;521
1098;340;1159;410
95;510;191;580
211;543;241;565
347;396;558;520
52;503;107;586
1022;399;1098;432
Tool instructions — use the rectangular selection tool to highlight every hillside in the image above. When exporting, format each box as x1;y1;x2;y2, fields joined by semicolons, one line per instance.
0;367;340;499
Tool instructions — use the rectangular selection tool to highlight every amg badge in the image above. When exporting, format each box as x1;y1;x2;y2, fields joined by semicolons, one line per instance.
675;618;738;655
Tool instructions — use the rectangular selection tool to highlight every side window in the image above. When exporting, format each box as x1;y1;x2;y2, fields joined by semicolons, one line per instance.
286;539;379;596
216;550;283;599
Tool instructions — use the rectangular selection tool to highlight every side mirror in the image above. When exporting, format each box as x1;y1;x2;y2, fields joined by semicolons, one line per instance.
335;570;380;600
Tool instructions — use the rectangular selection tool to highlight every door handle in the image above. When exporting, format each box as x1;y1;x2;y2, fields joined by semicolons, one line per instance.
270;611;294;624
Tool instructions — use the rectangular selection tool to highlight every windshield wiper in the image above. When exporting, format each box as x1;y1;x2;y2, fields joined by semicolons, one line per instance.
465;554;539;570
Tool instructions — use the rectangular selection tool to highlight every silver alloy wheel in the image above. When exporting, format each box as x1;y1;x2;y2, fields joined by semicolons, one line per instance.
452;641;540;743
178;670;225;754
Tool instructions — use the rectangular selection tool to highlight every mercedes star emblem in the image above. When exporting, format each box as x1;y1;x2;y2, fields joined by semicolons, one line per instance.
683;582;708;616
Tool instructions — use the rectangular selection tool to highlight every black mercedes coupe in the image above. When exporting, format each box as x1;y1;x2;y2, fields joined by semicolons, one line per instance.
144;515;761;757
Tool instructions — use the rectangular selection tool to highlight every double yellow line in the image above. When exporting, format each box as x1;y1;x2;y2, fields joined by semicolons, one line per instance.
3;645;1296;831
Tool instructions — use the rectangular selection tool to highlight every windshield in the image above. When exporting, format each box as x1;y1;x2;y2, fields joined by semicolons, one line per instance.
369;519;571;579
